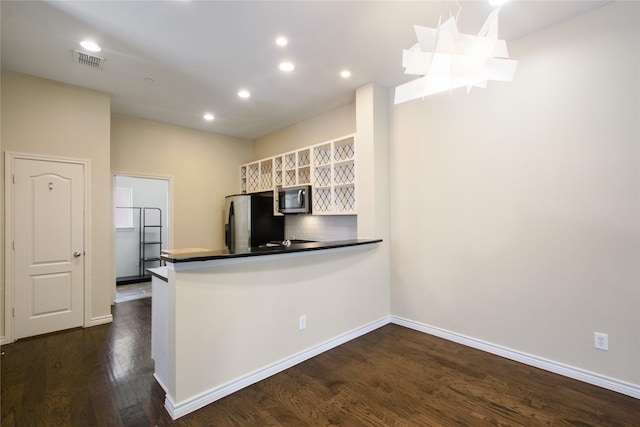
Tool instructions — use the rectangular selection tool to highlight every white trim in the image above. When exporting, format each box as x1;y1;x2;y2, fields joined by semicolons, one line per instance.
390;316;640;400
4;154;15;343
4;152;92;343
83;159;93;328
164;316;391;420
89;314;113;327
154;373;169;394
162;313;638;420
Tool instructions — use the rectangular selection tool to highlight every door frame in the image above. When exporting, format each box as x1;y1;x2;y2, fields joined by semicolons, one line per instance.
111;171;174;302
4;152;91;344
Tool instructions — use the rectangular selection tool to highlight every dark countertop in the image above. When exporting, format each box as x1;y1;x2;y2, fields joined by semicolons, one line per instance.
161;239;382;263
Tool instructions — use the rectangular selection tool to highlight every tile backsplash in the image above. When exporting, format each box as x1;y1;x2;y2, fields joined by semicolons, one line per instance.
285;215;357;242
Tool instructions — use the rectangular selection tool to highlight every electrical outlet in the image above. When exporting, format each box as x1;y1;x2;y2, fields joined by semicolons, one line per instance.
594;332;608;351
299;315;306;331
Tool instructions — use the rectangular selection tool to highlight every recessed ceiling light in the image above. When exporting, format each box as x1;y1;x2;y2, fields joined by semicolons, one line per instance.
340;70;351;78
80;40;101;52
203;113;214;121
489;0;509;5
276;36;288;47
279;62;295;72
238;89;251;99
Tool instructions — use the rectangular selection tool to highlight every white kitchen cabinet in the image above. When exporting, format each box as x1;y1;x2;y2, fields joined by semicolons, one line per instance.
240;133;356;215
311;135;355;215
240;159;275;193
278;148;310;188
312;142;332;214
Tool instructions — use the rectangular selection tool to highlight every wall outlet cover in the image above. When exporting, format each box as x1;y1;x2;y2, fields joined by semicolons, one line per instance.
594;332;608;351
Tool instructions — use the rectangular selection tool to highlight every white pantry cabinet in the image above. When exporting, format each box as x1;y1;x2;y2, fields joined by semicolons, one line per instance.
240;133;356;215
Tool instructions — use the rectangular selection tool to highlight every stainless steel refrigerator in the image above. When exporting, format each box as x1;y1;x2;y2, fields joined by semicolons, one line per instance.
224;192;284;252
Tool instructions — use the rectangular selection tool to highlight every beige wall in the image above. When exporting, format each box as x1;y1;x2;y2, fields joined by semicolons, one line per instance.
1;73;253;340
390;1;639;384
253;103;355;159
111;115;253;251
355;84;390;240
163;88;390;412
3;0;636;396
1;71;113;335
0;71;3;339
0;68;3;338
252;101;361;244
170;245;388;406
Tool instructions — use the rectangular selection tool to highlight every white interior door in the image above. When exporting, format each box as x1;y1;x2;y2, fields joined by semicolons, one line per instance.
12;158;85;339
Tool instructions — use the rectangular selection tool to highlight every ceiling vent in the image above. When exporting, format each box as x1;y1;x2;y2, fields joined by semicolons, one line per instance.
72;50;104;70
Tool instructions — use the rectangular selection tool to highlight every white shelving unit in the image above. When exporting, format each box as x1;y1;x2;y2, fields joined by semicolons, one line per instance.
240;133;356;215
312;142;332;214
311;135;355;215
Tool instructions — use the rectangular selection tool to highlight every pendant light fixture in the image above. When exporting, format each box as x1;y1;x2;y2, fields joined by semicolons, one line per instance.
394;3;518;104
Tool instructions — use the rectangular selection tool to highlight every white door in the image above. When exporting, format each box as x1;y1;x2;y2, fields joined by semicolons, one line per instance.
12;158;85;339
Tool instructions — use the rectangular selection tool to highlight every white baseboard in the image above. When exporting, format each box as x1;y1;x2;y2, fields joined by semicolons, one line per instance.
165;316;391;420
88;314;113;327
391;316;640;400
154;373;169;394
164;314;638;420
1;315;114;344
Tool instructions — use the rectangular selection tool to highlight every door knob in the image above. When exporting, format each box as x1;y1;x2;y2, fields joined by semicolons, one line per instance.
73;251;82;258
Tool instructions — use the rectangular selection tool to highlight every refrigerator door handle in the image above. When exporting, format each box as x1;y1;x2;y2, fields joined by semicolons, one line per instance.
227;201;235;252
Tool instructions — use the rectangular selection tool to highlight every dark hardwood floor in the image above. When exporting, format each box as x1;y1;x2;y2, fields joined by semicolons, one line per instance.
2;298;638;426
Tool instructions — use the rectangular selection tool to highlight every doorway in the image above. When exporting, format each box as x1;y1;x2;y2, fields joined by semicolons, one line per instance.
113;174;170;291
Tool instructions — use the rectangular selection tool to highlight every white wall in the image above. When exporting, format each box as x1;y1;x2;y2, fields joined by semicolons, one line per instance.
390;1;639;385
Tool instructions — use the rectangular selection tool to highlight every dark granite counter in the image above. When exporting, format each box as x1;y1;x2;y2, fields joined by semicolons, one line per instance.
161;239;382;263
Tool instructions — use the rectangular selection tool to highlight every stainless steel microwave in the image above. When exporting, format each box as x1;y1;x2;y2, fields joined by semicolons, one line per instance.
278;185;311;214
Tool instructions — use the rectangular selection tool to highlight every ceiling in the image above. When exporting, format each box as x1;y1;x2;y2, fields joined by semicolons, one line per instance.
1;1;609;141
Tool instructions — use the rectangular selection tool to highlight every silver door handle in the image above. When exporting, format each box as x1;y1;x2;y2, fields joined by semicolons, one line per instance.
73;251;82;257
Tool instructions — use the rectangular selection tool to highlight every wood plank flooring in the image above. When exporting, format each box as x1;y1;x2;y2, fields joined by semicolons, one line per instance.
2;298;638;426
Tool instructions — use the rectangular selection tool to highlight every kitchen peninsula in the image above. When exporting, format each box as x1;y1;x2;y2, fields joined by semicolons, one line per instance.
161;239;381;262
150;83;391;420
151;238;386;419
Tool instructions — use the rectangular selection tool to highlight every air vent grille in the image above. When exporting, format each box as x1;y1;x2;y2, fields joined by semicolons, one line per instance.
72;50;104;69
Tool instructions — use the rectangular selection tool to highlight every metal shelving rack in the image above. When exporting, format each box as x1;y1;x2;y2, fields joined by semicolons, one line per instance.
115;206;163;284
140;207;163;276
